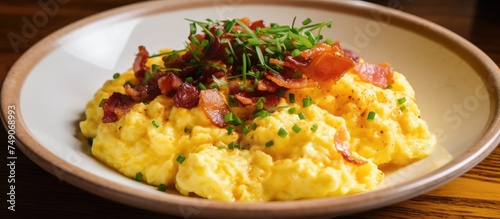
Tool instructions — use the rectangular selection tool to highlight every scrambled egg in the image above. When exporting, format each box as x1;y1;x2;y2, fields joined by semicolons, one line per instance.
80;39;436;202
80;57;435;202
289;72;436;167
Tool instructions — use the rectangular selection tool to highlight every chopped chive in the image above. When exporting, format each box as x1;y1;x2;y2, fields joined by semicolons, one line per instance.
397;97;406;104
251;123;257;130
217;145;225;149
189;22;197;34
302;97;313;107
242;53;247;84
215;28;224;37
254;110;271;118
242;125;249;135
141;71;152;85
224;112;235;123
325;38;333;45
200;39;210;47
302;18;312;25
151;64;160;73
288;107;297;114
239;84;244;90
211;84;220;90
256;97;265;110
99;98;107;107
185;77;193;83
152;120;160;128
399;106;407;111
123;80;133;88
291;49;301;57
228;142;235;150
229;95;239;107
227;126;234;135
158;183;167;191
176;154;186;164
385;85;393;89
278;127;288;138
246;87;255;92
224;19;236;33
248;38;263;46
212;75;228;86
232;117;243;126
289;93;296;103
198;83;206;90
310;123;319;132
298;112;306;120
265;140;274;147
234;143;241;149
135;172;143;181
113;73;120;79
184;126;191;133
292;124;302;133
367;111;376;121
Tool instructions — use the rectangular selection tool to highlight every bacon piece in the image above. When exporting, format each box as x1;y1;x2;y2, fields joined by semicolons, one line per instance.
342;48;360;63
158;72;183;96
124;83;161;103
265;71;318;89
257;79;279;93
101;92;136;123
284;56;310;68
204;35;221;59
199;89;230;128
234;93;279;110
133;46;149;82
263;94;280;110
124;85;147;101
296;43;355;86
174;83;199;108
353;62;394;88
234;93;254;105
249;20;265;30
334;126;367;165
228;81;244;95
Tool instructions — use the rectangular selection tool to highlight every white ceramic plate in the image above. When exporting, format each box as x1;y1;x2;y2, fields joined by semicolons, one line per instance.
2;0;500;218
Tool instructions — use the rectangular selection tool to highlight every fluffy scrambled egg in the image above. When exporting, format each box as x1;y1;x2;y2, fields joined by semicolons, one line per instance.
80;57;435;202
79;16;435;202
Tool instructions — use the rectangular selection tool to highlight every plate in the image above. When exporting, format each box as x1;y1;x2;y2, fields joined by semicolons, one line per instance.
2;0;500;218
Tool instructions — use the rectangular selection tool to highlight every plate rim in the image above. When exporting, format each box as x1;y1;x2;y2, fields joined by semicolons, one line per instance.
2;0;500;218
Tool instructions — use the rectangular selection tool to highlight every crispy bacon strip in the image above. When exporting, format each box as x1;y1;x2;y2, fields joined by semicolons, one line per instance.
133;46;149;82
199;89;230;128
296;43;355;86
334;126;367;165
174;83;199;108
342;48;360;63
352;62;394;88
257;79;279;93
263;94;280;110
264;71;318;89
234;93;254;105
158;72;183;96
102;92;136;123
234;93;279;110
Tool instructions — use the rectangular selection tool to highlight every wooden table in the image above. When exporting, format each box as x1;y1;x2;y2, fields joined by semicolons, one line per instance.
1;0;499;218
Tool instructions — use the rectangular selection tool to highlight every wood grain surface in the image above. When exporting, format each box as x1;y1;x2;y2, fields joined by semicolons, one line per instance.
1;0;499;218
